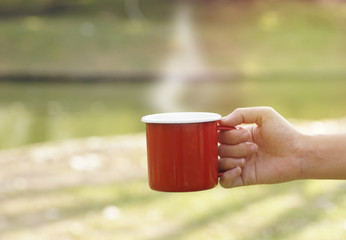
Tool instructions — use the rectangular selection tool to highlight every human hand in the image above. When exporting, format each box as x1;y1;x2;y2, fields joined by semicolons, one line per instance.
218;107;304;188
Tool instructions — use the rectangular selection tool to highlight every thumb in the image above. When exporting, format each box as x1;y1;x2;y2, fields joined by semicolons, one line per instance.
221;107;274;127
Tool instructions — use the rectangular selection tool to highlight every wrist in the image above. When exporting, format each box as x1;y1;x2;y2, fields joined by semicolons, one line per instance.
292;133;311;180
296;134;316;180
297;133;344;180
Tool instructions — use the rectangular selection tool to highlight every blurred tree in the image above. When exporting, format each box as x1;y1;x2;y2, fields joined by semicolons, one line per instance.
0;0;124;16
1;0;171;17
0;0;176;20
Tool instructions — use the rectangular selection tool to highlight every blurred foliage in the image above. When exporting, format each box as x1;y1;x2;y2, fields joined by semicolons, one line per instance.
0;0;345;148
0;0;174;18
0;15;171;73
194;0;346;73
0;1;345;73
0;0;122;16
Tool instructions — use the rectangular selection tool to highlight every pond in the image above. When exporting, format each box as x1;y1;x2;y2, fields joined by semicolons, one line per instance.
0;74;346;149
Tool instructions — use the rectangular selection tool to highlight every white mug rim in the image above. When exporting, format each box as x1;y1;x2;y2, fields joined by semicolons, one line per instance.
141;112;222;124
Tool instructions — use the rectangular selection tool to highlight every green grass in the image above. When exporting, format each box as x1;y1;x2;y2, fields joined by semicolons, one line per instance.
1;178;345;240
0;132;345;240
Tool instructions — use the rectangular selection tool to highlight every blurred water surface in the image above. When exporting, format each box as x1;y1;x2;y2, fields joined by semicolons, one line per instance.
1;75;346;149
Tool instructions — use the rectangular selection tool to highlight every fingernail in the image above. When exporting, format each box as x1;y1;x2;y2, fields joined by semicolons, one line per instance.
240;158;246;166
236;167;242;175
250;144;258;152
236;158;245;166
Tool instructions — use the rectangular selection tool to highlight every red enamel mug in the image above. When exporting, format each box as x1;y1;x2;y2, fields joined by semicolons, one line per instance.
142;112;232;192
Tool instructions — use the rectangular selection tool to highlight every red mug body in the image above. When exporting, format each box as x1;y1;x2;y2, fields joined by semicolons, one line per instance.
142;112;222;192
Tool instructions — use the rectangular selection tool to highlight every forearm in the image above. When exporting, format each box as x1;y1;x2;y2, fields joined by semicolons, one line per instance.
300;134;346;179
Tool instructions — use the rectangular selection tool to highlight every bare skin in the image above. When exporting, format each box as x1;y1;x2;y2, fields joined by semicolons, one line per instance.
218;107;346;188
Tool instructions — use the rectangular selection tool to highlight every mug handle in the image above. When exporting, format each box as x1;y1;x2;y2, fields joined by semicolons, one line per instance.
217;126;236;131
217;125;236;177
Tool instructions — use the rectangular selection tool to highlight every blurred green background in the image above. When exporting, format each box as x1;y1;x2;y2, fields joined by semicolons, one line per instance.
0;0;345;240
0;0;346;149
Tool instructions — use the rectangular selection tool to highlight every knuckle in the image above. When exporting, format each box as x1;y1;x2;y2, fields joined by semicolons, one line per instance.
233;107;244;115
263;106;275;115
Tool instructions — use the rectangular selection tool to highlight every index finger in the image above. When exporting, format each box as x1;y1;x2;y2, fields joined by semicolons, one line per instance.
221;107;274;127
